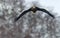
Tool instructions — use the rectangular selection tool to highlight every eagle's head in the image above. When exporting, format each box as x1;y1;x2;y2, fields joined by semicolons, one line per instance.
31;6;37;13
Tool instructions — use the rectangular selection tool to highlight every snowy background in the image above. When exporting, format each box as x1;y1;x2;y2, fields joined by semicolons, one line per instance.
0;0;60;38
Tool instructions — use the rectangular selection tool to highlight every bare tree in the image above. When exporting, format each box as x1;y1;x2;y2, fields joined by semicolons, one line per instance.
0;0;58;38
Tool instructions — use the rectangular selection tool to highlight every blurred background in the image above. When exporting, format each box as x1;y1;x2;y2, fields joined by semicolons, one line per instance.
0;0;60;38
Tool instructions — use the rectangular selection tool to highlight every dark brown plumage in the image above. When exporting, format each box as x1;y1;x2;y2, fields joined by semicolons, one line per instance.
15;6;55;21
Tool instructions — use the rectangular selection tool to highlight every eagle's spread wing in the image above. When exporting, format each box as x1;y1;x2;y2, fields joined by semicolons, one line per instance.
36;7;55;18
15;8;31;22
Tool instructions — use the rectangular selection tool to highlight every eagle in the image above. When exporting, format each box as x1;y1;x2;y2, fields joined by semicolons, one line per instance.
14;6;55;22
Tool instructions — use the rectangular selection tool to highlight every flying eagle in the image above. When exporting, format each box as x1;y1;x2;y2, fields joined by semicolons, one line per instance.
15;6;55;21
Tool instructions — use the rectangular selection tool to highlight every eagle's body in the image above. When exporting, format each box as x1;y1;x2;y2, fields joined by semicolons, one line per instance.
15;6;55;22
31;6;37;13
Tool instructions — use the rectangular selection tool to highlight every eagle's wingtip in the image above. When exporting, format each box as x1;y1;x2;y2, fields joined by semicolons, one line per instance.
14;18;18;22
